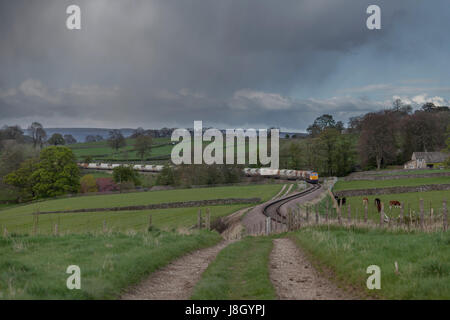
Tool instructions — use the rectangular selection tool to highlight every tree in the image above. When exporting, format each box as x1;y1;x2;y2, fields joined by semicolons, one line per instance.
31;146;80;198
307;114;339;137
0;125;25;144
135;135;153;160
5;146;80;199
64;134;77;144
358;111;397;170
112;165;141;187
80;174;98;193
3;158;39;201
29;122;47;148
108;130;126;152
48;133;66;146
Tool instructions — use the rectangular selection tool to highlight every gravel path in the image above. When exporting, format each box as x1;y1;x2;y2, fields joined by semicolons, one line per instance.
269;238;355;300
121;241;230;300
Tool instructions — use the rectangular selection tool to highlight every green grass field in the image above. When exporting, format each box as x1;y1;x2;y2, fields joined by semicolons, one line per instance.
291;226;450;299
0;184;283;234
0;230;221;299
333;176;450;191
341;190;449;222
191;237;276;300
68;137;172;162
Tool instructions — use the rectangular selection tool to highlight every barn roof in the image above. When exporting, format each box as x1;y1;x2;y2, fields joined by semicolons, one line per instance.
412;152;448;163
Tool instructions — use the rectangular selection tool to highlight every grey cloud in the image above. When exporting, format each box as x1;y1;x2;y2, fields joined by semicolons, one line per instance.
0;0;442;130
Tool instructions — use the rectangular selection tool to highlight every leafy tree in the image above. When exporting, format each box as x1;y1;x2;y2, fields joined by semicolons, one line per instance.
48;133;66;146
64;134;77;144
108;130;126;152
0;125;25;145
307;114;340;137
31;146;80;198
112;165;140;186
5;146;80;199
80;174;98;193
3;158;39;201
29;122;47;148
358;111;397;170
135;135;153;160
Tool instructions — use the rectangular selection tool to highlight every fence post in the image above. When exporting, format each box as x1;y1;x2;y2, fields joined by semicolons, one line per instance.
420;199;424;230
306;206;309;223
380;203;384;227
364;203;368;223
206;208;211;231
54;223;59;236
347;204;351;224
315;204;319;224
400;202;404;226
3;227;8;238
338;199;342;225
198;209;202;229
148;214;152;231
266;217;271;235
444;200;448;232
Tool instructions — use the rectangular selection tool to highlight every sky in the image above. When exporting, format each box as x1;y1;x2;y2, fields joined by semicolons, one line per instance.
1;0;449;132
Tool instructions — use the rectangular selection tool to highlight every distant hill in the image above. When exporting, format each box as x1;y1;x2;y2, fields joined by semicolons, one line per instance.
23;128;135;143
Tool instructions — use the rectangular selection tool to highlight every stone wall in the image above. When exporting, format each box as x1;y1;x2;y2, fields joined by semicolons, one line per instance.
36;197;262;215
341;172;450;181
334;184;450;197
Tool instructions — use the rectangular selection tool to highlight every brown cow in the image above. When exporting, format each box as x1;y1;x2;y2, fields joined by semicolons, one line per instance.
389;200;401;209
362;197;369;206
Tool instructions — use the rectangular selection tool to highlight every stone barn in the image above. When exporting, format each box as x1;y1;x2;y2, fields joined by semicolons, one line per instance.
404;152;448;169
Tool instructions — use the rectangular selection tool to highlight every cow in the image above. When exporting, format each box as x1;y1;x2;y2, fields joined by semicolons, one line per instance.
334;195;346;207
389;200;401;210
374;198;382;213
362;197;369;206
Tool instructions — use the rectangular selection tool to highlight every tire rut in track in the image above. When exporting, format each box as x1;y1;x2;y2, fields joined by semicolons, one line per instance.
269;238;355;300
121;241;230;300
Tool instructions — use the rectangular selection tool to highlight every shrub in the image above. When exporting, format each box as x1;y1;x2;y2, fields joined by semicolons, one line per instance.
80;174;98;193
112;165;141;186
96;177;119;192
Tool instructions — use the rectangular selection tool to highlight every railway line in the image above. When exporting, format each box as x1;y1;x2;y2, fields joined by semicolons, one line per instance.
262;183;322;224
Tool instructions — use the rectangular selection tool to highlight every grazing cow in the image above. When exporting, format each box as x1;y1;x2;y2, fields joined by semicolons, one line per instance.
389;200;401;210
334;195;346;206
374;198;382;213
362;197;369;206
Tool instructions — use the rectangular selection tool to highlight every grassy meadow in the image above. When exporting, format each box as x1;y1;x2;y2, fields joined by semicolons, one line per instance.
191;237;276;300
0;230;221;299
68;137;173;162
0;184;283;235
291;225;450;299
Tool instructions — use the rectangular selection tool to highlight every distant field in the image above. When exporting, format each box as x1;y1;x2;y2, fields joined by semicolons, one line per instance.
0;230;220;299
333;176;450;191
0;184;282;234
68;137;172;162
292;226;450;299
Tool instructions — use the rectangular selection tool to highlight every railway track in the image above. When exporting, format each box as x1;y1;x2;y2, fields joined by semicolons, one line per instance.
263;183;321;224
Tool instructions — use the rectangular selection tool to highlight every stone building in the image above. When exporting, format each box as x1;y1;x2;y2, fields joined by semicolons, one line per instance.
403;152;448;169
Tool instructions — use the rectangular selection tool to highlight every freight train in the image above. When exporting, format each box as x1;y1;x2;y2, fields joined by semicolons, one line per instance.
78;163;319;183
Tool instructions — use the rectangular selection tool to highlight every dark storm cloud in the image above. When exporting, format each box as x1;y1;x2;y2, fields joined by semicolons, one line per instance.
0;0;441;130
